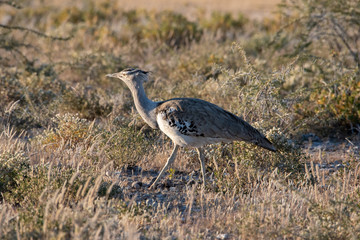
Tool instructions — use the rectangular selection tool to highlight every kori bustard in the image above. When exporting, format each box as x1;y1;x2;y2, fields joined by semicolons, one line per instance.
106;68;276;189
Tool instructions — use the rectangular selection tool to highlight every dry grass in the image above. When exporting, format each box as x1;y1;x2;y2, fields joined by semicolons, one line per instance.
34;0;282;19
1;0;360;239
0;124;359;239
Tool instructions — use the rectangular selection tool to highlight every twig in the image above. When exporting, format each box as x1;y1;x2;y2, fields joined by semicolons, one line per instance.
330;17;360;68
0;0;22;9
0;24;72;41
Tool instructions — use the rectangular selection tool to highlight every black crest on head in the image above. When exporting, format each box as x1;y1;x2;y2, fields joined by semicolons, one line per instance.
123;68;149;75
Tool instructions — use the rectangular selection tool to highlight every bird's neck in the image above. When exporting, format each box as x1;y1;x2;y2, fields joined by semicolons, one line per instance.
127;82;158;129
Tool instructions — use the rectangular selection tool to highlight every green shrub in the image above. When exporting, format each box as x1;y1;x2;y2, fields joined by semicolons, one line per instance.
101;126;156;168
37;113;97;151
307;70;359;131
208;127;305;193
0;150;30;203
219;44;301;131
51;1;115;26
291;67;360;134
278;0;360;68
61;86;113;119
201;12;247;41
65;52;124;86
131;10;203;48
0;67;64;130
1;164;115;238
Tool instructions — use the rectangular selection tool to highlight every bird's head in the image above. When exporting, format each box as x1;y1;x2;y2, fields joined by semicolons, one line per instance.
106;68;149;86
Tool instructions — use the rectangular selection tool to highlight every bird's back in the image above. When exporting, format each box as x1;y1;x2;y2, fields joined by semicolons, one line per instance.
155;98;276;151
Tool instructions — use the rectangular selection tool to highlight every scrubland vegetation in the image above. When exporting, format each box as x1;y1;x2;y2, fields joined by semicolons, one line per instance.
0;0;359;239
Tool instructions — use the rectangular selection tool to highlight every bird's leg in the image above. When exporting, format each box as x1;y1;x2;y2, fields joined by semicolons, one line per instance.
149;144;179;189
196;148;206;186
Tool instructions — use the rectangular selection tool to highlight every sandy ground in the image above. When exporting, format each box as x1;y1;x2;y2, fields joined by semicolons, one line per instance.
45;0;282;19
115;0;282;19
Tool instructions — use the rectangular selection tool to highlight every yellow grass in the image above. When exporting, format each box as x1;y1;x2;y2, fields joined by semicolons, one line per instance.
33;0;282;19
1;0;359;238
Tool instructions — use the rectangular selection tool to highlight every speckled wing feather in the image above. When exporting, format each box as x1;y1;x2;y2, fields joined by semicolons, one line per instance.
156;98;276;151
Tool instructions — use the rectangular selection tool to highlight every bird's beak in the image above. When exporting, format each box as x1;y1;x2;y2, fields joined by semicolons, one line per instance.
106;73;117;78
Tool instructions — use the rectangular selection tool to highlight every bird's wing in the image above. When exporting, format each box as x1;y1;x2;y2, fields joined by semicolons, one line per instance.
156;98;276;151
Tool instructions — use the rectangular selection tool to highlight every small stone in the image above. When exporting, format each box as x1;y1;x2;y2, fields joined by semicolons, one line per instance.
320;163;328;168
335;164;344;169
216;233;229;239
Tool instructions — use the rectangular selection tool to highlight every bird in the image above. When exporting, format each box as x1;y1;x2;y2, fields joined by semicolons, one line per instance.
106;68;276;189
